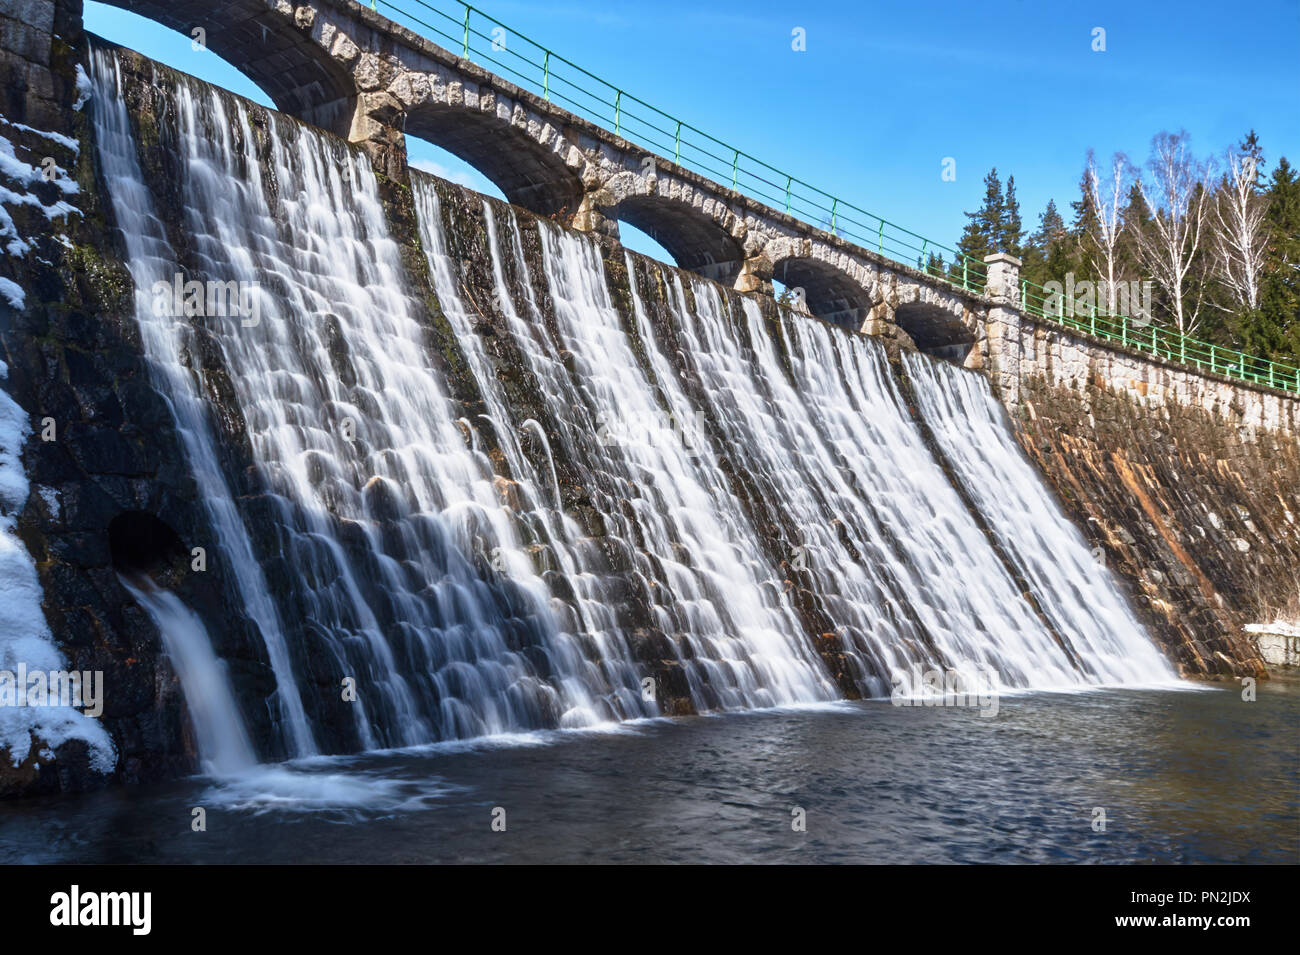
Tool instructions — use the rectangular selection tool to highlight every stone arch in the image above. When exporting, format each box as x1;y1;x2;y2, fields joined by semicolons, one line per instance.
97;0;357;134
770;254;879;330
404;103;585;220
601;173;745;283
895;294;978;364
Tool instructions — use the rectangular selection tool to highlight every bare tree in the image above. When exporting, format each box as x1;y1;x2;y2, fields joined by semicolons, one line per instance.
1084;149;1132;315
1135;131;1213;335
1211;149;1270;313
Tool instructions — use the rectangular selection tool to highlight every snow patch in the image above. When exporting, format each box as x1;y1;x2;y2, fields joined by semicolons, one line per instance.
0;277;25;310
74;65;92;112
0;118;79;156
1245;621;1300;638
0;383;116;773
36;486;59;518
0;131;81;265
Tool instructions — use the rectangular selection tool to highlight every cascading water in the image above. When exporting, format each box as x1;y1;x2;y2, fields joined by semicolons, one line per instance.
526;219;838;708
84;40;1177;770
410;176;650;722
120;578;257;776
631;268;1091;695
89;48;316;757
89;46;646;758
416;184;837;710
903;352;1177;683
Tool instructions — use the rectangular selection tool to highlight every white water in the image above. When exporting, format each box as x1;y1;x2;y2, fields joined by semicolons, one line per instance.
411;177;650;723
626;267;1092;695
532;220;838;708
89;49;316;756
120;578;256;775
91;47;640;756
81;43;1177;778
903;353;1177;683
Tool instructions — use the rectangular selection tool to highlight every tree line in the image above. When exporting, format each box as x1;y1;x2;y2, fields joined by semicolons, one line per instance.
925;131;1299;366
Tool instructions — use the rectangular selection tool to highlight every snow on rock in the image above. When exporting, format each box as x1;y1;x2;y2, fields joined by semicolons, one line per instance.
74;64;92;112
0;375;117;773
0;277;24;309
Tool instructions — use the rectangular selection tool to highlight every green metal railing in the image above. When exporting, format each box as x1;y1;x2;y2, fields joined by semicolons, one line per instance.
1017;279;1300;393
367;0;1297;396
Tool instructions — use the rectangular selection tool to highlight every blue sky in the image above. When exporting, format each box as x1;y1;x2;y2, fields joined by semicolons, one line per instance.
84;0;1300;265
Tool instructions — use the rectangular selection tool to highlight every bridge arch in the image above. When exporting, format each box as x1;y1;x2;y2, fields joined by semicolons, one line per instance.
600;172;745;283
894;297;977;363
403;103;585;220
97;0;357;135
770;254;879;330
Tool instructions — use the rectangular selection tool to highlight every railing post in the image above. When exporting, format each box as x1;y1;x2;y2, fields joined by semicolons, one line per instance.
1122;314;1127;348
614;90;620;136
785;175;792;213
1210;344;1215;375
919;239;928;272
674;120;681;165
543;51;549;100
877;219;884;253
830;197;837;235
732;149;739;190
1089;300;1096;337
462;6;470;59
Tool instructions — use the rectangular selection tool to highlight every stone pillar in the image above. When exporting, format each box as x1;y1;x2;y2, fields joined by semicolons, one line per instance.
572;185;621;239
734;251;774;298
347;91;408;182
1;0;81;131
982;252;1023;409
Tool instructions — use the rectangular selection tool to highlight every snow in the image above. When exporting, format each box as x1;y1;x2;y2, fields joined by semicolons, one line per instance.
1;120;79;156
0;129;81;267
37;486;59;518
0;277;25;309
0;382;116;773
1245;621;1300;638
74;65;92;112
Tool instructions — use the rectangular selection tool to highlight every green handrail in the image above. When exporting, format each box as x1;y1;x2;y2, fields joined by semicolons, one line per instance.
372;0;1298;395
1018;276;1300;394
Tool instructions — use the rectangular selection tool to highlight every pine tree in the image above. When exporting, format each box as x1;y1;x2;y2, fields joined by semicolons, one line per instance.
1021;199;1068;291
953;167;1004;287
1255;155;1300;362
1000;175;1024;257
1070;169;1100;278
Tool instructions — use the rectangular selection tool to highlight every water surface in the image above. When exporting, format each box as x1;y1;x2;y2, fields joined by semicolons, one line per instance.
3;679;1295;864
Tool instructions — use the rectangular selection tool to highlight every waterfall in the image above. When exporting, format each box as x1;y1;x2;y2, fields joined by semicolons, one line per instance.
90;46;639;756
83;41;1178;766
410;177;651;723
120;578;257;775
88;48;317;757
630;268;1093;695
532;219;838;708
903;353;1176;683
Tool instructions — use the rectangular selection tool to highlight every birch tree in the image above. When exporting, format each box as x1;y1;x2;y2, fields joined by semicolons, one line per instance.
1212;147;1270;314
1135;131;1213;335
1083;149;1132;315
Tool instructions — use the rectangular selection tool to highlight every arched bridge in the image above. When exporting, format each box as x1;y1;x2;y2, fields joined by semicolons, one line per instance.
92;0;1019;375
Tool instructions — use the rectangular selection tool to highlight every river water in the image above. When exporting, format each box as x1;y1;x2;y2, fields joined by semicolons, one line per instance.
3;678;1294;864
